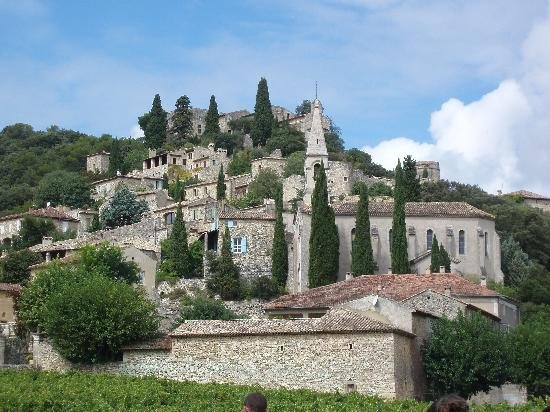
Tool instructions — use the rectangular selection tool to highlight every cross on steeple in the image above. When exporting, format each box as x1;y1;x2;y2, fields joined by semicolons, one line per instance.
315;81;318;100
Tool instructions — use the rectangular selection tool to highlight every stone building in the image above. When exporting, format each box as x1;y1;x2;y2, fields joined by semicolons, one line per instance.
504;190;550;213
251;155;286;178
0;283;21;325
92;175;163;201
219;110;250;134
86;151;110;174
184;173;253;202
416;161;440;182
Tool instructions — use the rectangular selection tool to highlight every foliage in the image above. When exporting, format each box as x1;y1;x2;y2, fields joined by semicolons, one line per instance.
509;312;550;397
34;170;92;208
139;94;167;149
78;243;140;284
204;95;221;136
41;272;158;363
100;185;149;228
170;95;193;147
501;236;534;286
295;99;311;115
345;148;390;177
206;227;242;300
178;295;239;321
391;159;409;274
11;217;55;250
430;235;441;273
213;132;243;155
216;165;226;200
2;370;546;411
271;187;288;287
0;249;42;285
351;184;374;275
88;213;101;232
227;149;252;176
248;169;282;201
228;116;254;135
283;151;305;177
228;194;263;209
439;245;451;273
422;312;510;399
162;173;169;189
265;123;305;156
160;206;196;279
402;155;421;202
251;78;274;147
308;163;339;288
246;276;283;300
108;138;123;177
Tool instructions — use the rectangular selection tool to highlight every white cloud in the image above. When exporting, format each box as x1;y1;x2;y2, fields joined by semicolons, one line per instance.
363;3;550;195
130;124;144;139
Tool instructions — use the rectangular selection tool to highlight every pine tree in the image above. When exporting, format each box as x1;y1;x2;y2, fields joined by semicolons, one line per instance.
216;165;226;200
170;95;193;147
440;244;451;273
108;138;124;176
308;162;339;288
206;226;241;300
402;155;421;202
430;235;441;273
139;94;167;149
204;95;220;136
351;183;375;275
391;159;409;274
251;78;274;147
272;186;288;287
164;205;195;278
162;173;169;190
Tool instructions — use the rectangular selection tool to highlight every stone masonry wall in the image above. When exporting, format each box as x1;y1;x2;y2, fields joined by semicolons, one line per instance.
401;290;468;319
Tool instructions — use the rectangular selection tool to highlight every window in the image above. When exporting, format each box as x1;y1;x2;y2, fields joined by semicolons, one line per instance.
197;125;202;134
165;212;175;225
204;187;208;195
231;237;247;253
192;210;197;220
204;161;207;168
484;232;489;256
427;229;433;250
458;230;465;255
188;153;193;159
227;220;237;228
193;188;198;196
344;176;348;182
212;160;216;165
313;163;321;180
62;221;69;233
183;159;187;166
172;158;177;164
155;180;162;189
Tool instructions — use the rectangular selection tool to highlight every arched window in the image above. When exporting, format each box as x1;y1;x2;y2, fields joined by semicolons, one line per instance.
389;229;393;252
458;230;465;255
313;163;321;180
484;232;489;256
427;229;433;250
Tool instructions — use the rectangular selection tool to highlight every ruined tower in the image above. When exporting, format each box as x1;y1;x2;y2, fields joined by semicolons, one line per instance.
303;99;329;205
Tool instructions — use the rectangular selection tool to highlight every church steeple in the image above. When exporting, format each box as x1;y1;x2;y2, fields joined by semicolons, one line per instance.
303;99;329;205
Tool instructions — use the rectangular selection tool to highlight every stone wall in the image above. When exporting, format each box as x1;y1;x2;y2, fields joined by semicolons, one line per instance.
401;290;468;319
251;157;286;178
87;153;110;174
327;161;353;200
283;174;305;205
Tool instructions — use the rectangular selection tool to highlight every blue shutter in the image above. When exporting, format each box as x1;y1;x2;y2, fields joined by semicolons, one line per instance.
241;237;247;253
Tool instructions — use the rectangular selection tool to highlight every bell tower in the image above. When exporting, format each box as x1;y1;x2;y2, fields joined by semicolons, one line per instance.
303;99;329;205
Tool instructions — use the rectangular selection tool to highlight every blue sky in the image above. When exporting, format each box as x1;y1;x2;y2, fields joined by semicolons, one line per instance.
2;0;550;193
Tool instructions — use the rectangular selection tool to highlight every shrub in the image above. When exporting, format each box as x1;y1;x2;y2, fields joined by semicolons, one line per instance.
79;243;140;283
246;276;282;300
100;185;149;228
178;295;239;321
0;249;42;285
34;170;92;209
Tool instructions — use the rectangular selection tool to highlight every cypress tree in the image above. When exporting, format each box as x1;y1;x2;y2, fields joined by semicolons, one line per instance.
308;162;339;288
167;205;195;278
207;226;241;300
108;138;124;176
170;95;193;147
216;165;226;200
440;244;451;273
251;78;274;147
391;159;409;274
430;235;441;273
272;186;288;287
204;95;220;136
402;155;421;202
351;183;375;275
162;173;169;190
139;94;167;149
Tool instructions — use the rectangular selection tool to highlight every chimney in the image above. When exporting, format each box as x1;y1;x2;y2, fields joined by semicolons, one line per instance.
480;277;487;287
46;201;51;208
439;266;445;274
345;272;353;280
42;236;53;246
444;286;451;296
387;267;392;275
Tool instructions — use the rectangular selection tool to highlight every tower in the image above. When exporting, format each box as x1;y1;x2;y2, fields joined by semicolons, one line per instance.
303;99;329;205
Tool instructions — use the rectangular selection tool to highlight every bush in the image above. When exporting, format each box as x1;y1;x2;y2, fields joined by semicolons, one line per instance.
283;151;305;177
246;276;282;300
178;295;239;321
79;243;140;284
0;249;42;285
227;150;252;176
34;170;92;209
100;185;149;228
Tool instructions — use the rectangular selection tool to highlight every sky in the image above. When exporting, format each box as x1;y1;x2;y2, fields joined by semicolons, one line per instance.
1;0;549;194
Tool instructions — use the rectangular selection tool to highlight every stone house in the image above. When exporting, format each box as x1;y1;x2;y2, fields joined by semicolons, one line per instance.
0;283;21;326
504;189;550;213
184;173;253;202
218;110;250;134
92;175;163;201
416;161;440;182
251;155;286;178
86;151;110;174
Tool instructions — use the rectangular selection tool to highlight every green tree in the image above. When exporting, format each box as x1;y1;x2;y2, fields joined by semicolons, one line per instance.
88;213;101;232
265;124;305;156
430;235;441;273
206;226;242;300
204;95;220;136
422;312;510;399
271;187;288;287
162;173;169;190
402;155;421;202
345;148;390;177
12;216;56;249
246;276;282;300
35;170;92;208
251;78;274;147
283;151;305;177
501;236;534;286
216;165;226;200
100;186;149;228
108;138;124;176
0;249;42;285
79;243;140;284
170;95;193;146
178;295;238;322
139;94;167;149
351;183;374;275
227;150;252;176
295;99;311;115
440;244;451;273
391;159;409;274
308;162;339;288
160;205;195;279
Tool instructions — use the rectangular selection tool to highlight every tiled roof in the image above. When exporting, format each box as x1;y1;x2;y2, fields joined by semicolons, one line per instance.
506;190;550;200
123;336;172;351
171;308;407;338
0;207;79;223
0;283;22;294
265;274;498;310
302;202;494;220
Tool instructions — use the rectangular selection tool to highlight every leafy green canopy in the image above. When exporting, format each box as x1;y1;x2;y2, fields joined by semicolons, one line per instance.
390;159;409;274
178;295;239;322
265;123;305;156
351;183;374;275
251;78;274;147
283;151;305;177
230;169;282;209
295;99;311;115
79;242;141;284
34;170;92;209
100;185;149;228
227;149;252;176
308;162;339;288
0;249;42;285
139;94;167;149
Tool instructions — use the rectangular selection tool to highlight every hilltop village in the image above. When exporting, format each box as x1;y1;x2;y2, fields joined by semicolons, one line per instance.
0;81;548;404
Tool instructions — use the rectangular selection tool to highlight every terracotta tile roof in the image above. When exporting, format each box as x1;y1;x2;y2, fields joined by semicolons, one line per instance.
123;336;172;351
0;213;24;222
265;274;498;310
301;201;494;220
0;283;23;294
171;308;408;338
0;208;78;223
506;190;550;200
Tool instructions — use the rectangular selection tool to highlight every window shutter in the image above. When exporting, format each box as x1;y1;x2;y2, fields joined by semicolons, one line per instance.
241;237;247;253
